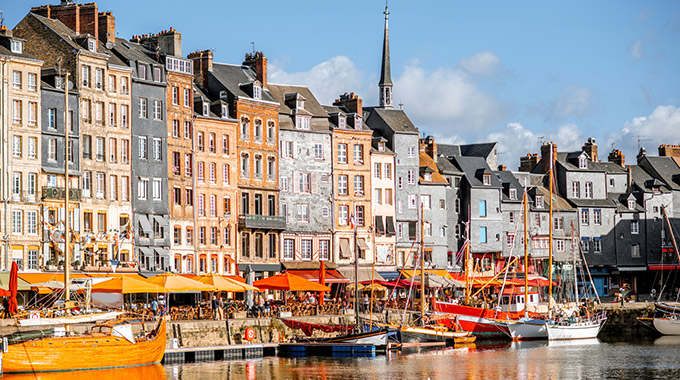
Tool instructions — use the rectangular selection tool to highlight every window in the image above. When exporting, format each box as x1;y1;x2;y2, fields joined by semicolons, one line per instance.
108;102;117;126
186;188;193;206
421;195;431;209
555;239;565;252
138;64;147;80
398;223;403;239
439;226;447;237
108;75;116;93
409;194;417;209
424;222;432;237
584;182;593;199
628;199;636;210
222;135;229;154
298;172;311;193
139;98;147;118
185;154;193;176
338;205;349;225
12;136;21;158
267;121;275;144
183;88;190;107
322;206;330;218
398;177;403;189
374;163;382;178
138;136;147;159
479;200;487;217
96;172;105;198
631;243;640;258
253;85;262;100
439;199;446;210
209;163;216;183
480;226;487;243
314;143;324;159
385;189;393;205
581;209;589;225
535;195;544;208
10;40;23;54
12;100;21;124
47;138;57;161
353;144;364;163
593;239;602;253
572;182;581;198
254;120;262;142
384;163;392;179
554;217;564;230
47;108;57;129
172;120;180;138
267;157;275;181
197;132;204;151
95;69;103;90
121;176;129;201
240;117;250;141
223;196;231;216
81;99;91;121
483;174;491;185
338;144;347;163
578;156;587;169
508;211;515;223
280;176;289;192
110;175;117;200
408;146;415;158
153;100;162;120
338;175;348;195
240;154;249;178
198;194;205;216
197;162;205;182
283;239;295;259
199;227;206;245
83;172;91;197
95;137;105;161
254;155;262;178
507;233;516;247
81;66;90;87
208;133;216;153
171;86;179;105
121;139;129;164
593;209;602;225
355;205;365;226
407;169;416;185
153;179;162;201
186;228;194;246
223;227;231;246
319;240;330;260
184;121;192;139
209;195;216;216
121;77;129;94
12;172;21;197
297;204;310;223
28;102;37;126
375;189;382;205
95;102;104;125
27;173;36;198
174;226;181;245
631;220;639;234
152;138;162;160
354;175;364;195
12;210;22;234
138;178;148;200
109;138;117;162
535;214;541;227
300;239;312;260
610;178;615;187
11;71;21;89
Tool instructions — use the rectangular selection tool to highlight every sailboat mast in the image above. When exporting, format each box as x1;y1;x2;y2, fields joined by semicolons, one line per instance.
420;203;425;323
63;70;70;302
353;202;359;331
523;183;529;317
548;142;554;305
464;207;471;305
572;223;579;302
661;206;680;264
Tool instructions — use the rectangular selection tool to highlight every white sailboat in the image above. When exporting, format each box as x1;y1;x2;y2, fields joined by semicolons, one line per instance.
650;206;680;335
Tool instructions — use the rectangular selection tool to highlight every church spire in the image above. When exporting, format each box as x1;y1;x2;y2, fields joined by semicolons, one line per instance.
379;1;393;109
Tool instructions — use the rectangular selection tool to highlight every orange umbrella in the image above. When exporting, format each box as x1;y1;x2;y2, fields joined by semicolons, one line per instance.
318;261;326;306
195;273;260;292
146;272;217;292
92;276;168;294
254;272;330;292
9;261;18;314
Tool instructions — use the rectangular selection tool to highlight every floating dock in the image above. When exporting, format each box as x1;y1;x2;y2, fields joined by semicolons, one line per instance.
162;343;278;364
279;342;380;358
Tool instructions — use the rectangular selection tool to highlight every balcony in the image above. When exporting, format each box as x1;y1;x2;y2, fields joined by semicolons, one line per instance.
239;214;286;230
42;186;82;201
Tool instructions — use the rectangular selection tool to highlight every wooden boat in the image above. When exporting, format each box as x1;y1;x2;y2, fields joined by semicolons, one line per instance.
399;325;475;344
1;317;166;373
546;312;606;340
0;363;166;380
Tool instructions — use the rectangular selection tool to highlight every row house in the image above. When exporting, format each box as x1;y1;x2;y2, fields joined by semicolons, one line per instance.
0;27;44;271
111;37;171;272
267;84;333;266
436;151;464;270
324;94;374;268
191;87;238;275
191;50;283;281
15;7;134;272
132;29;195;273
371;136;397;271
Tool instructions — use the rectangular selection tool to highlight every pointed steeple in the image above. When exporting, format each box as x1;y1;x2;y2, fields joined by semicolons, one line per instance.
379;2;394;109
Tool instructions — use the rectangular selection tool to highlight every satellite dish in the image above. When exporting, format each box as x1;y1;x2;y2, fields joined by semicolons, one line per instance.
105;41;113;50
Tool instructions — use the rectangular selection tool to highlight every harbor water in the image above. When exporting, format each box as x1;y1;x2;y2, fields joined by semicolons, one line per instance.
161;337;680;380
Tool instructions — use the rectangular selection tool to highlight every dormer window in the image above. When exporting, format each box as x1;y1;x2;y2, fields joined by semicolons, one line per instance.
535;195;544;208
87;39;96;52
253;85;262;100
509;188;517;200
578;156;587;169
138;64;147;80
424;173;432;181
354;115;362;130
628;199;635;210
221;104;228;119
297;99;305;109
202;102;209;117
378;142;385;152
10;40;22;54
338;116;346;129
483;174;491;185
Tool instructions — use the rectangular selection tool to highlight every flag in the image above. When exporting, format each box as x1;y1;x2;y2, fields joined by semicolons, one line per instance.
349;213;355;230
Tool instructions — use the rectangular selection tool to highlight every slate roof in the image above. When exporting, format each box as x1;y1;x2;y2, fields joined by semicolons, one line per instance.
589;161;627;174
453;156;502;188
267;83;330;133
437;144;461;158
438;142;497;161
629;165;671;193
495;170;523;203
640;156;680;190
111;37;157;66
437;156;463;175
363;107;418;133
210;62;276;103
322;105;372;132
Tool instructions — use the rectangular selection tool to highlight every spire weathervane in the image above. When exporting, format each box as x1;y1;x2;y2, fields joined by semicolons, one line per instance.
379;1;394;109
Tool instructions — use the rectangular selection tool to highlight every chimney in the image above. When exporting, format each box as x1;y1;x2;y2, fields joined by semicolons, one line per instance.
582;137;598;161
627;166;632;192
33;2;99;42
540;142;558;174
243;51;267;87
498;165;507;171
519;153;540;172
636;147;647;163
659;144;680;157
607;149;625;167
157;28;182;56
188;50;213;88
97;12;115;46
418;136;437;159
333;92;363;117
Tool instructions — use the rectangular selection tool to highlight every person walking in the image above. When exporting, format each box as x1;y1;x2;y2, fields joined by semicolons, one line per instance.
2;298;10;318
217;297;225;320
151;299;159;316
211;295;219;320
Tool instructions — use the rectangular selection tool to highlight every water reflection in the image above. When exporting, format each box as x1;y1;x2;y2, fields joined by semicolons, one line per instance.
1;364;165;380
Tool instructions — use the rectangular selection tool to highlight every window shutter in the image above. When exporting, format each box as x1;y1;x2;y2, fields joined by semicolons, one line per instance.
310;173;317;194
293;172;299;193
292;142;297;158
280;141;284;158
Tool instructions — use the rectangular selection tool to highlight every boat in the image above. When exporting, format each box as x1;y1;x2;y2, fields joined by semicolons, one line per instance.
505;317;548;340
399;325;475;344
17;311;123;327
546;312;606;340
0;363;166;380
2;317;166;373
647;207;680;335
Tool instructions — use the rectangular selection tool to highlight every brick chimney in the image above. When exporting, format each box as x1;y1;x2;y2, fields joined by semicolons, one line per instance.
188;50;213;88
540;142;558;174
32;2;100;42
636;147;647;163
243;51;267;87
519;153;540;172
498;165;507;171
659;144;680;157
419;136;437;159
607;149;625;167
582;137;598;161
97;12;115;46
333;92;363;116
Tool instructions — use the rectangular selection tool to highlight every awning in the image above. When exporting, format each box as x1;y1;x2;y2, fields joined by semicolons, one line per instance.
153;215;169;227
139;247;154;257
357;238;370;251
238;263;282;272
0;273;32;291
138;215;153;233
154;247;169;257
385;216;395;236
378;271;400;281
375;216;385;235
337;267;385;283
649;265;678;270
339;238;351;259
285;269;349;284
282;262;339;270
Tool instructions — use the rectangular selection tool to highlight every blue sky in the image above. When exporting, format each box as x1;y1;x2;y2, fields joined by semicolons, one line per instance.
4;1;680;167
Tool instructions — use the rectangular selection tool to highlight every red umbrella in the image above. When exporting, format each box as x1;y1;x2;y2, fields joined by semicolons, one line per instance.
318;261;326;306
9;261;18;314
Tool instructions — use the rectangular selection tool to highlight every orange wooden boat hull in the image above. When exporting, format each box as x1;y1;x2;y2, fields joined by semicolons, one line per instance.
1;363;166;379
2;319;166;374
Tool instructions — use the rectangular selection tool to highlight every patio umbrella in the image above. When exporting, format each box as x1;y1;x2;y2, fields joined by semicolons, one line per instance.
9;261;18;314
91;276;168;294
195;273;260;292
254;272;330;292
318;261;326;306
244;265;254;309
146;272;217;292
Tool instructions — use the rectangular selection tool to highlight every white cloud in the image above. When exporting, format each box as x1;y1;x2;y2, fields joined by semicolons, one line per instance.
609;105;680;160
268;56;369;105
457;51;501;76
548;85;596;120
630;39;645;59
395;60;507;134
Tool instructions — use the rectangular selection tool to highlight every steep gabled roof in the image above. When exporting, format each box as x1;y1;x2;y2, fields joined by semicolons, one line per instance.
640;156;680;190
209;62;276;103
363;107;418;133
453;156;502;188
419;153;448;184
268;83;330;133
